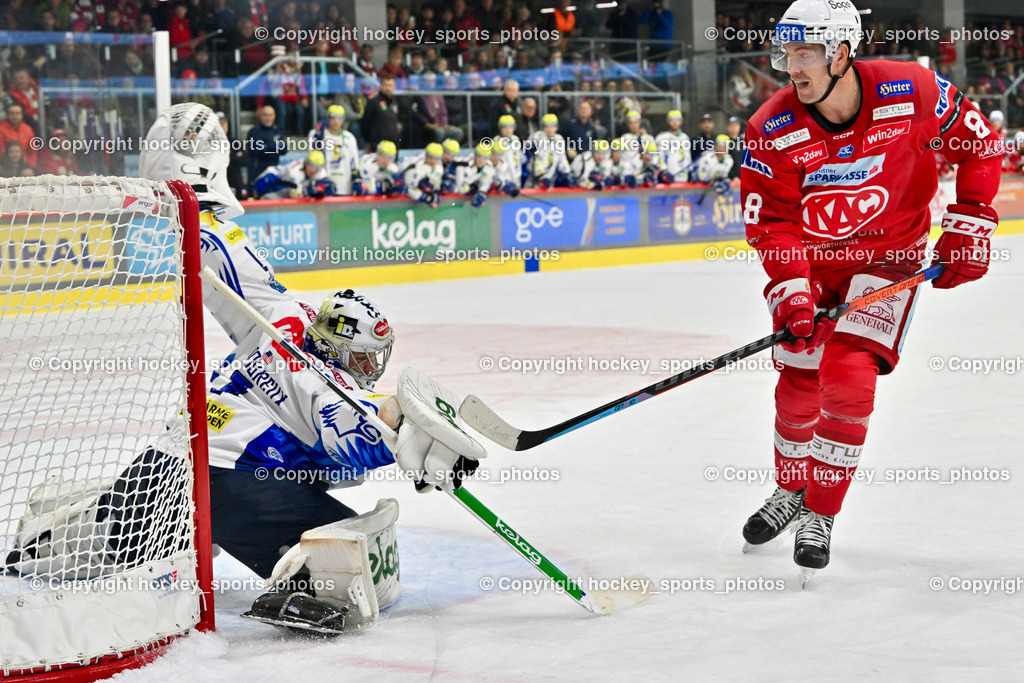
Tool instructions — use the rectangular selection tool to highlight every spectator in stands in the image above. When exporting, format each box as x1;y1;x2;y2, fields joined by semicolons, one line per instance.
729;62;756;117
410;72;464;145
37;129;79;176
0;104;38;168
44;38;102;81
517;97;540;141
258;48;310;135
180;46;216;79
640;1;674;60
408;52;427;78
361;74;402;152
560;100;599;157
334;72;367;148
112;49;151;87
232;18;269;75
692;113;716;159
379;48;408;84
453;0;483;54
726;116;743;180
0;141;34;177
7;45;47;79
605;1;640;44
246;105;285;193
2;0;32;30
6;69;41;127
168;3;193;60
550;0;576;40
356;44;376;77
219;111;247;199
487;78;520;132
36;0;70;30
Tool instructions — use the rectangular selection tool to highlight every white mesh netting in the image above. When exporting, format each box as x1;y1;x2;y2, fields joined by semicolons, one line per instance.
0;176;203;675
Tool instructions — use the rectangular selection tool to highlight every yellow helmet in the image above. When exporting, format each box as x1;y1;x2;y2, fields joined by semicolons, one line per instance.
541;113;558;126
498;115;516;128
667;110;682;121
425;142;444;158
306;150;326;167
642;139;657;154
442;138;460;155
493;137;510;152
611;138;627;151
328;104;346;118
475;141;493;157
715;134;731;145
592;139;610;153
376;140;397;158
626;110;641;121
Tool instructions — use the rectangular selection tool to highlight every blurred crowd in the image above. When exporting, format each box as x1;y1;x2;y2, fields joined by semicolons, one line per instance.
1;0;1023;189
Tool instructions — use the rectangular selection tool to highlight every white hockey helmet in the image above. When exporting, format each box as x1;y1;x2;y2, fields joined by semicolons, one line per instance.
140;102;244;220
302;289;394;388
771;0;862;73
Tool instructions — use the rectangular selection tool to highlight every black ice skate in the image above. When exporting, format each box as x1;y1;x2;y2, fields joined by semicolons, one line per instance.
742;486;805;551
242;573;348;636
793;503;835;587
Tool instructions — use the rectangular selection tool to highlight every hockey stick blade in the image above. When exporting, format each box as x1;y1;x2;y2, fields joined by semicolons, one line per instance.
462;265;943;450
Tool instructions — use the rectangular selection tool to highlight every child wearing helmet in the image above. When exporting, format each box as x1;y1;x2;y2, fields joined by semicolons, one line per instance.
403;141;445;208
655;110;693;181
308;103;361;194
251;148;337;199
527;113;574;189
354;140;402;196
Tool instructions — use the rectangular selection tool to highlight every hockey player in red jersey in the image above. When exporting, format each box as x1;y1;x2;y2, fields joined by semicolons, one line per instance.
739;0;1002;580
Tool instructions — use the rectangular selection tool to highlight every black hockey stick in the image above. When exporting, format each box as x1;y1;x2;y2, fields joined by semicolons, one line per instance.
461;265;943;451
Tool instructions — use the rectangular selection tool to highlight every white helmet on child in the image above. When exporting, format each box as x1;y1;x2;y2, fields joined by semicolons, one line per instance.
303;289;394;388
772;0;862;72
140;102;244;220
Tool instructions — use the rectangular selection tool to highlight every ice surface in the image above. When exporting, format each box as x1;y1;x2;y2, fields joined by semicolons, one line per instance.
115;235;1024;682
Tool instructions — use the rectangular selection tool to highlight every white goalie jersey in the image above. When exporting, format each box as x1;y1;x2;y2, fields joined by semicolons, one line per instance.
198;211;395;478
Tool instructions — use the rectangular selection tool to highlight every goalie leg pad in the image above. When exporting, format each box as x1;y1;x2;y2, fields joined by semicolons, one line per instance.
265;498;401;627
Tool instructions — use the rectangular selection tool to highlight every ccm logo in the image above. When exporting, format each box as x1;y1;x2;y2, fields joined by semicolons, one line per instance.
942;215;995;237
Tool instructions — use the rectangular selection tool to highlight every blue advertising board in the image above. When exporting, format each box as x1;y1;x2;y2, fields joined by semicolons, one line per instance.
233;211;318;267
648;190;746;242
500;197;640;250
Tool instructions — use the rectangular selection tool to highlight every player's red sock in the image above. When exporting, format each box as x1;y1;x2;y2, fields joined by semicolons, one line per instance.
773;368;820;492
803;340;879;515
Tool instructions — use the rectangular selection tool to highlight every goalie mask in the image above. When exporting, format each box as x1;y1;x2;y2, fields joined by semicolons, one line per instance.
139;102;244;220
303;289;393;388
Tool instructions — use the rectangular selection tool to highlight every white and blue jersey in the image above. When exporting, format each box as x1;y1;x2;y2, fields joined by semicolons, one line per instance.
197;211;395;479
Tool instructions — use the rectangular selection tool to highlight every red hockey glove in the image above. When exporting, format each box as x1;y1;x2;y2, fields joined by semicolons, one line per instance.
932;203;998;289
767;278;834;353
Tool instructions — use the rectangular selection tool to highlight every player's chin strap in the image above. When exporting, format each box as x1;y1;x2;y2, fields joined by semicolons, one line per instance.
812;46;856;105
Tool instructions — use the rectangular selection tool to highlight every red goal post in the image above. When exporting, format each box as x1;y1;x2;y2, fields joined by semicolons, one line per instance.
0;177;213;681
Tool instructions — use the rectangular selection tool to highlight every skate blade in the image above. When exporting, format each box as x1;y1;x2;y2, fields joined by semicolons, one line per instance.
799;567;816;589
241;611;346;637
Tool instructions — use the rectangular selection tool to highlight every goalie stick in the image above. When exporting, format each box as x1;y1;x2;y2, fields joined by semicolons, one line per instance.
461;264;944;451
198;268;652;616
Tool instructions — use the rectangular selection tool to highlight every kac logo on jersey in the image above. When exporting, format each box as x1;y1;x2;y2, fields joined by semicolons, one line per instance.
837;145;854;158
740;149;773;178
803;154;885;187
801;186;890;239
878;80;914;98
934;73;954;117
763;111;795;136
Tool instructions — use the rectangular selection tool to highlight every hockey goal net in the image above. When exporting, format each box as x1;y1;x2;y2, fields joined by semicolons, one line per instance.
0;176;212;680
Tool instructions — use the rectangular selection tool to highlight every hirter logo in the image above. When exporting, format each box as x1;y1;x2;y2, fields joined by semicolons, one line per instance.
801;186;889;239
877;80;914;98
373;318;391;338
789;141;828;168
863;120;911;151
763;111;795;136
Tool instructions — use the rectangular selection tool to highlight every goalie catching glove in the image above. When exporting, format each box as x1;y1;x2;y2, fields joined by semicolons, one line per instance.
394;367;487;492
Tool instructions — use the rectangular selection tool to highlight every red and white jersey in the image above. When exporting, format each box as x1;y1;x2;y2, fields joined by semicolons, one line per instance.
742;59;1003;284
